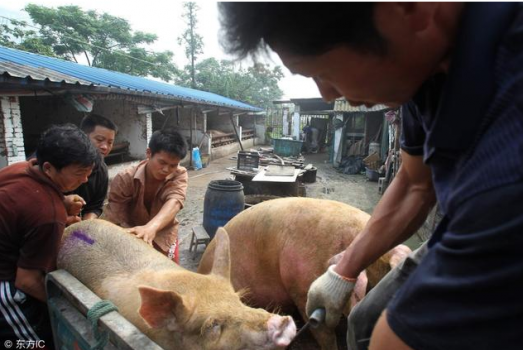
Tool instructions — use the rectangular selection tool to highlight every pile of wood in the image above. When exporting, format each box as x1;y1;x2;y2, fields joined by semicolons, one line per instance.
256;148;305;168
228;148;306;176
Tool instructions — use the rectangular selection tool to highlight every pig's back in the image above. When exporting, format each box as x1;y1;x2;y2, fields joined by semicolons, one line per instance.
58;219;179;291
199;198;370;309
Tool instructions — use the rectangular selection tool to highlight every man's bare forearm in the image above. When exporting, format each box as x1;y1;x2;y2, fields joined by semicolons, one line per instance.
335;153;436;278
15;267;47;302
145;198;182;232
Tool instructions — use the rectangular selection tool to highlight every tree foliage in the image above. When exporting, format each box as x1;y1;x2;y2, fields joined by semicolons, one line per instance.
0;3;286;107
176;58;284;108
177;2;204;88
0;18;55;56
1;4;178;81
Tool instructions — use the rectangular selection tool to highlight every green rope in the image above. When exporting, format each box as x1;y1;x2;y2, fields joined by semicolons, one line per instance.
87;300;119;350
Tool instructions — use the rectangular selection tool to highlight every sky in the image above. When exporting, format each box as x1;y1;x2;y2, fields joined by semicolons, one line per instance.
0;0;322;100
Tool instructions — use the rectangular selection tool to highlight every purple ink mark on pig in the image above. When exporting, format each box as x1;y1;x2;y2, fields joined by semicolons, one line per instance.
71;230;95;245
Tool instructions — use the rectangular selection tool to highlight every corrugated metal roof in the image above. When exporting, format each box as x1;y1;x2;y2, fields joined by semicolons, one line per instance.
334;98;389;112
0;45;262;112
0;61;93;85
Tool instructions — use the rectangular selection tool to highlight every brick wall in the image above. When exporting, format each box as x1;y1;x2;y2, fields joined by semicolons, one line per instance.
0;96;26;167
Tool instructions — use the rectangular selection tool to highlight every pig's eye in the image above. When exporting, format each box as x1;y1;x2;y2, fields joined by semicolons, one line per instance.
203;319;222;340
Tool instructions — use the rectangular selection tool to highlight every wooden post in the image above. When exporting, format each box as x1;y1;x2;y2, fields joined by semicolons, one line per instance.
230;112;244;151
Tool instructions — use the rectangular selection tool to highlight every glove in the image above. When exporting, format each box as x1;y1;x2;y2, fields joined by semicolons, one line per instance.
306;265;355;328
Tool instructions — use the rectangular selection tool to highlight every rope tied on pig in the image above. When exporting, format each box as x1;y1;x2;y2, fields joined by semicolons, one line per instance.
87;300;119;350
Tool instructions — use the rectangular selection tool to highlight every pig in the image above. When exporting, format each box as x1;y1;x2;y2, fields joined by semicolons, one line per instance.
57;219;296;350
197;197;412;350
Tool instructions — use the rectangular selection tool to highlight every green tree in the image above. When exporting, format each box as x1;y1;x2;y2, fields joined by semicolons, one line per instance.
0;18;55;56
1;5;178;81
176;58;284;108
177;2;204;89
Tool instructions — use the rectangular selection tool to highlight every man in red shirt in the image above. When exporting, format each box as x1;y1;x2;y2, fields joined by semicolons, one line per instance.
0;124;98;346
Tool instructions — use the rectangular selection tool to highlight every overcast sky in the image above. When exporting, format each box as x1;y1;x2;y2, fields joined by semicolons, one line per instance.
0;1;321;100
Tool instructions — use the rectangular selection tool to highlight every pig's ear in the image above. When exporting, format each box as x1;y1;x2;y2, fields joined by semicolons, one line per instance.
210;227;231;280
138;286;191;331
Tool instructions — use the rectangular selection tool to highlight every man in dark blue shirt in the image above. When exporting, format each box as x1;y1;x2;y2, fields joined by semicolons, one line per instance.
218;3;523;349
73;114;117;220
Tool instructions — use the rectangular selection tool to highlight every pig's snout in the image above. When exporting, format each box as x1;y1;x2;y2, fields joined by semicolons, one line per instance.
267;315;296;347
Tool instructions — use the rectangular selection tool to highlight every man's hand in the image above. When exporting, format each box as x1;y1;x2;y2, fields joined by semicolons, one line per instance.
66;215;81;226
82;212;99;220
306;265;356;328
64;194;86;216
129;225;157;245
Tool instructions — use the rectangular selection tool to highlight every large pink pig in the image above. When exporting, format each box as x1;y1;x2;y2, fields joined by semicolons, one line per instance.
198;198;411;350
58;219;296;350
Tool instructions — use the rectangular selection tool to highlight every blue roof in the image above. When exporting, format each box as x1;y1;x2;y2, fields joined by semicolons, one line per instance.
0;45;262;112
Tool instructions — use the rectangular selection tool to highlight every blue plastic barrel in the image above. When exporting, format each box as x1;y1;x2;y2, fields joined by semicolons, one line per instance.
203;180;245;239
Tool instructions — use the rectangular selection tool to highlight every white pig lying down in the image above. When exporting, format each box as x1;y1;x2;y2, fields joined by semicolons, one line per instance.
198;197;412;350
57;219;296;350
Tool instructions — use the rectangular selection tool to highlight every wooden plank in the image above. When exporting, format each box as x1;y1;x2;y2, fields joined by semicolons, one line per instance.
46;270;162;350
48;296;118;350
192;226;210;240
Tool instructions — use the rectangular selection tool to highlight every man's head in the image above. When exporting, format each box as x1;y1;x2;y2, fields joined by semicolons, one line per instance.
36;124;98;192
80;114;117;157
219;3;463;107
146;128;188;181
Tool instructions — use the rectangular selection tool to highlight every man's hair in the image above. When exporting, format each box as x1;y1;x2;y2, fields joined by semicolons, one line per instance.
36;124;99;170
148;128;188;159
80;114;118;134
218;3;386;59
